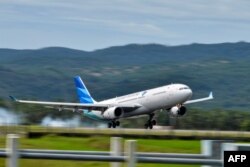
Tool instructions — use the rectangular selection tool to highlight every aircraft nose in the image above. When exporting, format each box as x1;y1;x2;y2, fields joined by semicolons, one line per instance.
187;89;193;99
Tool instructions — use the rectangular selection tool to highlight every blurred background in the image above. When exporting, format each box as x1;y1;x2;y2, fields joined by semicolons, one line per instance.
1;0;250;167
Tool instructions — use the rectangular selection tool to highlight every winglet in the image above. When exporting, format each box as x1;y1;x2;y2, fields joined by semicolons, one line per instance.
209;92;213;99
184;91;214;105
9;96;18;102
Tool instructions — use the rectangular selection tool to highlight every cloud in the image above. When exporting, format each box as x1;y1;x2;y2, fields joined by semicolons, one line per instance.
2;0;250;22
64;16;176;38
1;0;250;50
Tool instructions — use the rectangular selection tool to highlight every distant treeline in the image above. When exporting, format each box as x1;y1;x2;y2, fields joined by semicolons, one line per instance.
165;109;250;131
1;99;250;131
123;108;250;131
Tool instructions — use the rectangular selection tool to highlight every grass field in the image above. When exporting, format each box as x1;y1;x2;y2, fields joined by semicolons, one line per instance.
0;135;200;167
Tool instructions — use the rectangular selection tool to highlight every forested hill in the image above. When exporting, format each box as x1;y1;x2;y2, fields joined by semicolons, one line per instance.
1;42;250;110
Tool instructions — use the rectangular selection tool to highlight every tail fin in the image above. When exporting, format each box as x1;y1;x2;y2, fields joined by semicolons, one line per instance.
74;76;96;104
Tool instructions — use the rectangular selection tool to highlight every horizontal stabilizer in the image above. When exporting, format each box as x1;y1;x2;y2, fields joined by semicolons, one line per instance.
9;96;18;102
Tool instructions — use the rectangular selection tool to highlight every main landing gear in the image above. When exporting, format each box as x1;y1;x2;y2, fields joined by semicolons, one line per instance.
108;120;120;128
144;113;156;129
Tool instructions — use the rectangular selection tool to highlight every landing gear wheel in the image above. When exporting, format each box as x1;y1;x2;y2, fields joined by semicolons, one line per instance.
149;123;153;129
115;121;120;126
144;113;156;129
108;121;119;128
108;123;112;128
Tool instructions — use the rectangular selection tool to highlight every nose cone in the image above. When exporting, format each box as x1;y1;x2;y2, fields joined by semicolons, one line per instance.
187;89;193;99
177;84;193;101
181;84;192;100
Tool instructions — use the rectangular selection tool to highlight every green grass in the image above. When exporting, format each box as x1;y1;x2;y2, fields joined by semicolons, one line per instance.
19;135;110;151
0;135;200;167
136;138;200;153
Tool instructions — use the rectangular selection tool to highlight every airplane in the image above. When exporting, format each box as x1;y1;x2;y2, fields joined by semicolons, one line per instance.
10;76;213;129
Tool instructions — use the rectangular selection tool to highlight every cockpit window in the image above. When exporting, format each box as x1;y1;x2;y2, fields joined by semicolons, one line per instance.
179;87;189;90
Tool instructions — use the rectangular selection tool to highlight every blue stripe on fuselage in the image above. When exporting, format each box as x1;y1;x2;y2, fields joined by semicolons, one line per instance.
82;110;107;122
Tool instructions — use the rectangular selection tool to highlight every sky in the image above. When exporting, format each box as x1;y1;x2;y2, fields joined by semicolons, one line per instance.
1;0;250;51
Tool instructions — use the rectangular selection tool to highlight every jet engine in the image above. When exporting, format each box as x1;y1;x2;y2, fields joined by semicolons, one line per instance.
103;107;124;119
170;106;186;117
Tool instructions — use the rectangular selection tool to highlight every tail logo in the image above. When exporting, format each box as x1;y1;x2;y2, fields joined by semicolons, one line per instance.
74;76;95;104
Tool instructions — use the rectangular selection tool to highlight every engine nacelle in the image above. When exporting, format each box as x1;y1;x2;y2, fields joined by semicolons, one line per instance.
170;106;187;117
103;107;123;119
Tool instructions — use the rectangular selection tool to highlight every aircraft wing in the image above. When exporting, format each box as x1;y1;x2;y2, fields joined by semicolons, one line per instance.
184;92;213;104
9;96;141;112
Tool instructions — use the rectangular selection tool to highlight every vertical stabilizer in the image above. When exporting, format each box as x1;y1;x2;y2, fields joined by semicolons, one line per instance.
74;76;96;104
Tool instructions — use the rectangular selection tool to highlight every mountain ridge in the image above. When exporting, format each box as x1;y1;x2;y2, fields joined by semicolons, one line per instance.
1;42;250;110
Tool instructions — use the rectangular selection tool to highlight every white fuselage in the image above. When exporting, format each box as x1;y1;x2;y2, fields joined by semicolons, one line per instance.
84;84;193;121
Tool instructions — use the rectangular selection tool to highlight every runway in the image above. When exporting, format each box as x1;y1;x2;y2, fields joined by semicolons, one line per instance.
1;126;250;140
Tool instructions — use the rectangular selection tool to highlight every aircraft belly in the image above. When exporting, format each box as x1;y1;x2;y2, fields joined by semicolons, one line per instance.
138;92;186;111
122;106;151;118
142;93;169;111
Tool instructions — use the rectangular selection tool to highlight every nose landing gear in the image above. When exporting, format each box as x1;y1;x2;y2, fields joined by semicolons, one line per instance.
144;113;156;129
